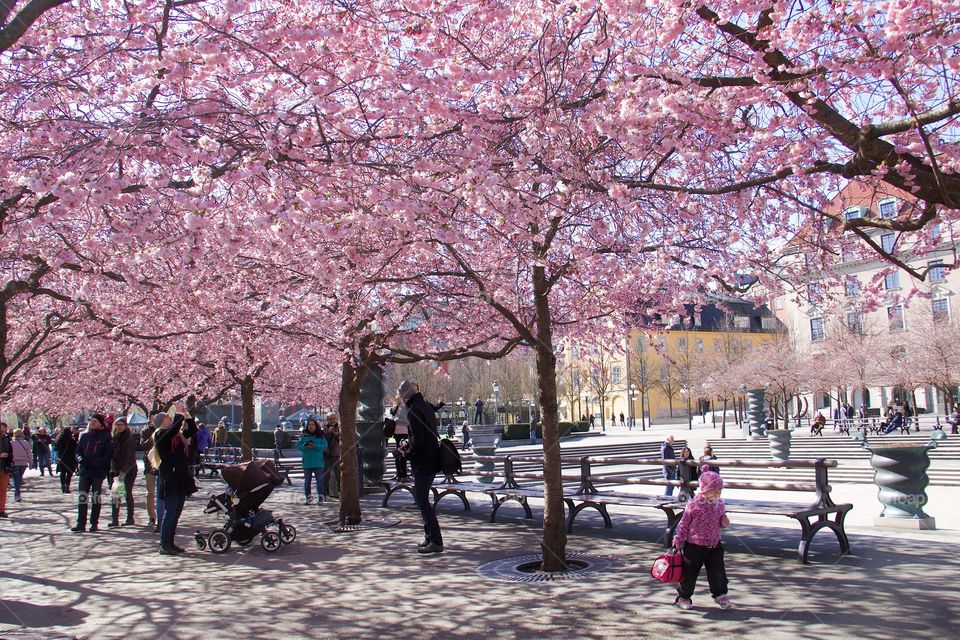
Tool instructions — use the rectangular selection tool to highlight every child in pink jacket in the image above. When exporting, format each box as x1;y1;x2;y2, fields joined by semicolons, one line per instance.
672;466;731;610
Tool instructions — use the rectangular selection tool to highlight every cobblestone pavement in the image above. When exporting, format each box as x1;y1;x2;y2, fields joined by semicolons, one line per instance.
1;468;957;639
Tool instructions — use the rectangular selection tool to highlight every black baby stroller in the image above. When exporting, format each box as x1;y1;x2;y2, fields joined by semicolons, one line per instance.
195;459;296;553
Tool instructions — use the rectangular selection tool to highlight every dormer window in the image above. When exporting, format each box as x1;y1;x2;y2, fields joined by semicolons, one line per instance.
878;198;898;219
844;206;867;221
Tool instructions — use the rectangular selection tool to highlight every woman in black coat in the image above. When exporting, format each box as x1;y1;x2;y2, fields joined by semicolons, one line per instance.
676;446;700;500
154;404;196;555
55;427;78;493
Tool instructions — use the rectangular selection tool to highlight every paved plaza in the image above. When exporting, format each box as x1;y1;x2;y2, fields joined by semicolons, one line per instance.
2;424;958;640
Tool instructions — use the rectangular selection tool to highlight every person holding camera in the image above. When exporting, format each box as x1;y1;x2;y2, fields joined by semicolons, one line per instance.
154;403;197;555
398;379;443;554
296;418;328;504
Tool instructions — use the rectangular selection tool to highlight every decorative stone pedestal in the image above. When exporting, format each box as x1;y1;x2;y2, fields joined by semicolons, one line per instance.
766;429;792;460
866;441;937;530
471;424;503;483
747;389;766;440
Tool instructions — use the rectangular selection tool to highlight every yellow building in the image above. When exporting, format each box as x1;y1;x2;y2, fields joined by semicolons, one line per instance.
560;296;783;425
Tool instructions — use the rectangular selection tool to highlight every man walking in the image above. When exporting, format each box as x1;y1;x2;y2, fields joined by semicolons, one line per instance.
474;397;484;425
661;435;677;497
400;379;443;554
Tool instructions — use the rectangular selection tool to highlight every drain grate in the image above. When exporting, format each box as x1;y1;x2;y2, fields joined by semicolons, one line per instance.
476;552;622;583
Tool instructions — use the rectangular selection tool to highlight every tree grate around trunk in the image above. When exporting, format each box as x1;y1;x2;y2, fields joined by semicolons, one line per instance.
476;552;622;583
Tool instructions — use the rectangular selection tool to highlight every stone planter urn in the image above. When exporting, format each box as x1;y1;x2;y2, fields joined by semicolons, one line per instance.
470;424;503;483
766;428;792;460
865;438;941;530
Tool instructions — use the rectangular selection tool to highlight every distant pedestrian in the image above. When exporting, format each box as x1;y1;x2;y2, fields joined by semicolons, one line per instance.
273;424;285;465
589;414;596;429
10;429;31;503
322;414;341;498
461;421;471;451
661;435;677;497
619;412;625;427
474;398;484;425
389;398;410;481
398;379;443;554
672;467;732;611
213;421;228;446
0;422;11;517
296;419;328;505
56;426;78;493
71;414;114;533
108;417;137;527
446;423;456;439
32;427;53;476
140;424;158;530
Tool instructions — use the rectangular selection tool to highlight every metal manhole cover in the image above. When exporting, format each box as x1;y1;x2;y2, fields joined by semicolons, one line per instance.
323;519;401;533
476;552;622;583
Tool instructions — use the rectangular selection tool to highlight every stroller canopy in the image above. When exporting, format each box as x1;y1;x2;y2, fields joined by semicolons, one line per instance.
222;459;286;499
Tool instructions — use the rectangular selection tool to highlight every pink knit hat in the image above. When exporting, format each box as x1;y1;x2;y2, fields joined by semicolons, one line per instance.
698;466;724;492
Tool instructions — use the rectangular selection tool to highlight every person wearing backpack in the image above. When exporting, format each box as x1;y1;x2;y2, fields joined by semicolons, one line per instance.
398;379;443;554
296;419;328;504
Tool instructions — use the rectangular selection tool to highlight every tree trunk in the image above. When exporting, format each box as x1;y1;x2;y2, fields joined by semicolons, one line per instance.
240;375;255;462
721;398;727;439
533;265;567;572
337;360;365;525
668;397;674;418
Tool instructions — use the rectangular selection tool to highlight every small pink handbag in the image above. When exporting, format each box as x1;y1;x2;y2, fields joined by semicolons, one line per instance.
651;548;684;583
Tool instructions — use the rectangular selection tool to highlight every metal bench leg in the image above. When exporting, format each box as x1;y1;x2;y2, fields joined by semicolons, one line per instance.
434;490;470;512
520;497;533;519
565;500;612;533
661;508;682;547
796;510;853;564
382;485;397;508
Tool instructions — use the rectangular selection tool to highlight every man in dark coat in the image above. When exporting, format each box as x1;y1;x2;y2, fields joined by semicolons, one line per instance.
661;435;677;497
72;414;114;533
474;397;484;425
400;379;443;554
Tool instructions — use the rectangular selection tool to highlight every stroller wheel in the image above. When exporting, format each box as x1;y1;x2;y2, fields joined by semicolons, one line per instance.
195;534;208;551
209;530;231;554
261;531;281;553
279;524;297;544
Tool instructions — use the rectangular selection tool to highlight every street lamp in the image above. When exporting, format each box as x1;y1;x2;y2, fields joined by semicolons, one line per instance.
628;384;639;431
457;397;465;422
492;381;501;425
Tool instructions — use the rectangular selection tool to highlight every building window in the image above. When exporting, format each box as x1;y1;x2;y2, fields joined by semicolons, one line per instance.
845;207;866;221
774;298;783;310
660;365;669;379
761;316;777;331
695;338;704;353
878;199;898;219
713;339;722;352
810;317;825;342
885;271;900;290
571;345;579;360
733;314;750;329
847;312;864;334
841;243;858;262
693;312;702;327
612;365;622;385
677;336;687;351
844;276;861;297
573;372;581;388
932;298;949;323
807;283;822;301
929;260;946;283
881;233;896;253
930;223;942;242
888;305;905;332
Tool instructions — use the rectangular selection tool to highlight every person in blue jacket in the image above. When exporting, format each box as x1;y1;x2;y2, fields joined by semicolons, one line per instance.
296;419;328;504
71;414;114;533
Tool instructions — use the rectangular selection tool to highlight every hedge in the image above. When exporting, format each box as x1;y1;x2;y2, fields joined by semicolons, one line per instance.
501;421;590;440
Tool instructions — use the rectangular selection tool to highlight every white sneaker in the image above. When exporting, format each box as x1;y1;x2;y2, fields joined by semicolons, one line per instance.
715;595;733;609
675;597;693;610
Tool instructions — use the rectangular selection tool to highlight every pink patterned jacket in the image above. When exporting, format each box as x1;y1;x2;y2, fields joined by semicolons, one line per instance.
673;495;727;548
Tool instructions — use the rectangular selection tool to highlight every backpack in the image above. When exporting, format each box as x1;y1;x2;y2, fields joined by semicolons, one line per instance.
438;438;462;476
651;548;684;584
